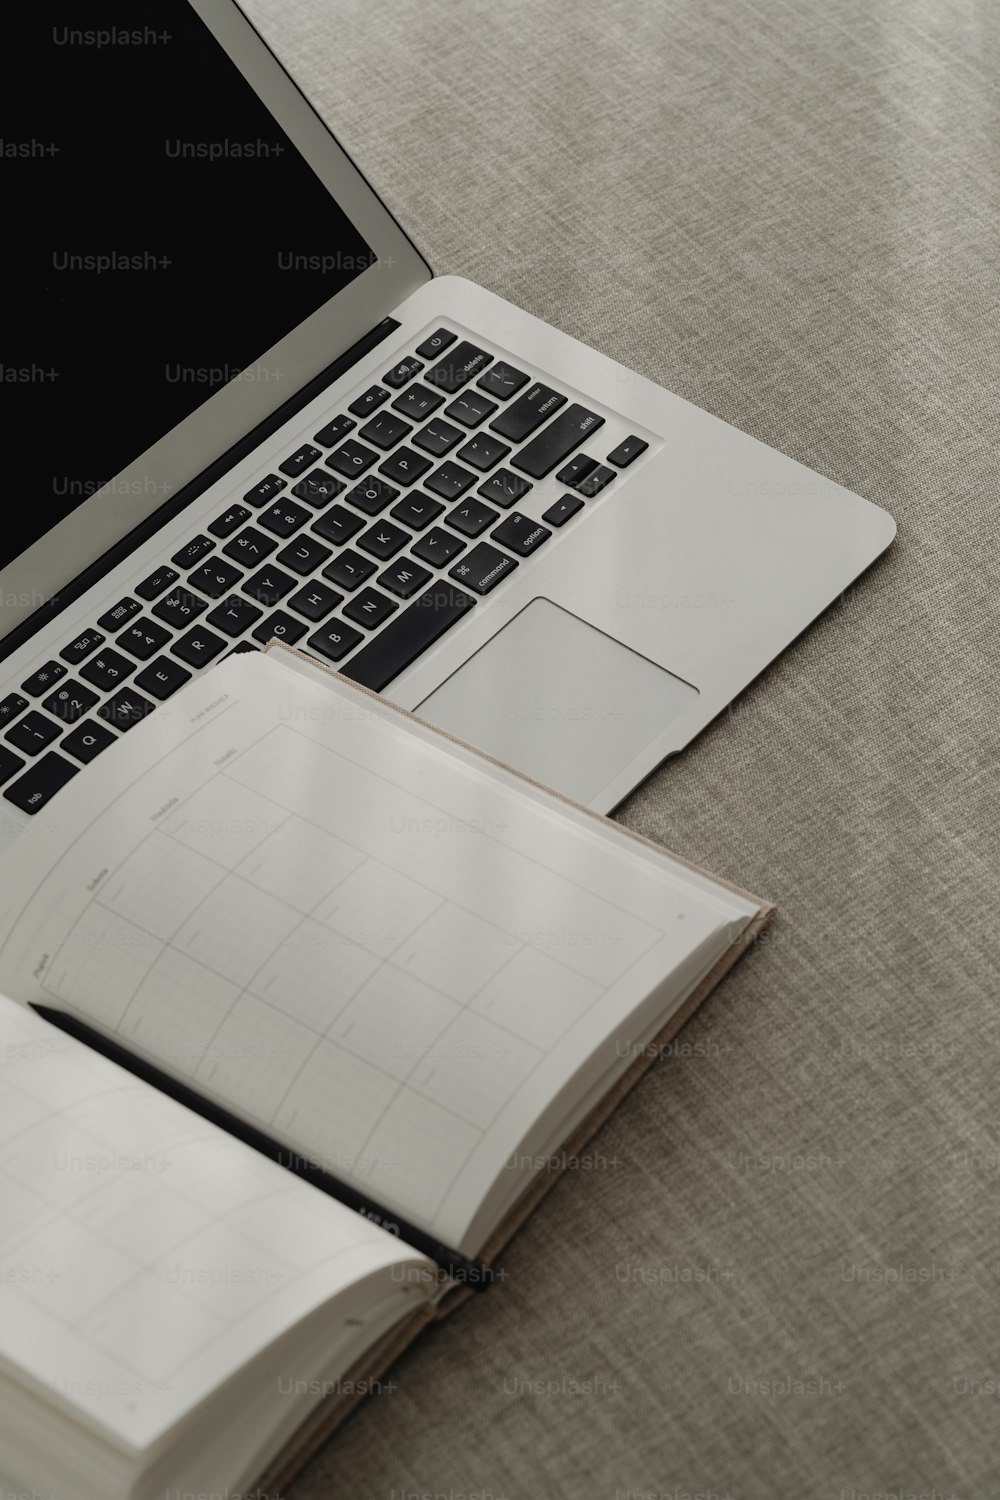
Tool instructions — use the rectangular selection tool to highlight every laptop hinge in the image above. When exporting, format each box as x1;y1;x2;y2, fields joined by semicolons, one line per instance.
0;317;400;664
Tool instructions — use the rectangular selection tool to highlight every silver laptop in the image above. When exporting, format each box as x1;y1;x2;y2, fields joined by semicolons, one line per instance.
0;0;894;849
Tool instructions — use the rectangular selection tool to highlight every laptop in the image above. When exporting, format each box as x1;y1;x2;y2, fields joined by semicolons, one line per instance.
0;0;895;851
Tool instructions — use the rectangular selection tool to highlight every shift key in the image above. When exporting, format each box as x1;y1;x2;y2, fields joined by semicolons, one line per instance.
489;382;565;443
511;404;605;478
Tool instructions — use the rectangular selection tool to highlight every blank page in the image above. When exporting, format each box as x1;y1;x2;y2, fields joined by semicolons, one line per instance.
0;995;430;1453
0;650;761;1252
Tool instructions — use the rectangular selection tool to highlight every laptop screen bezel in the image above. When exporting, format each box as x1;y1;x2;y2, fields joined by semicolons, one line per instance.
0;0;431;643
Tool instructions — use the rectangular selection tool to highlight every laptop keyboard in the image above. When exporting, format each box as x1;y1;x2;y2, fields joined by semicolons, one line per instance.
0;327;650;815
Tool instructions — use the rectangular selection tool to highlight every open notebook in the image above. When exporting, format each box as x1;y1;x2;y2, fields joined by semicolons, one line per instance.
0;646;772;1500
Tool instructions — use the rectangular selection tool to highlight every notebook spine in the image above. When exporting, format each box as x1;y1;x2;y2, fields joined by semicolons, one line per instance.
29;1004;491;1290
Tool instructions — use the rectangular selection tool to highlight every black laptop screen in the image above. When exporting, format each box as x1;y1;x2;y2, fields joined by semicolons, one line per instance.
2;4;375;570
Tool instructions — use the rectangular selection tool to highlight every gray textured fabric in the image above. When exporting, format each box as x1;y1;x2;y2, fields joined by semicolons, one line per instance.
239;1;1000;1496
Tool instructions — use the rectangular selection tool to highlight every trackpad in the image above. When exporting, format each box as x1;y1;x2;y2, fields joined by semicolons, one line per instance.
415;599;699;805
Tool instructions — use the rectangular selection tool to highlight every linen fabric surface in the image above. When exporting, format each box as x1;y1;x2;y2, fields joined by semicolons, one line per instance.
238;2;1000;1495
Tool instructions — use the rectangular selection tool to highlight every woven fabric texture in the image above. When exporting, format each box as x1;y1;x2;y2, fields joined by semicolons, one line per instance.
239;2;1000;1495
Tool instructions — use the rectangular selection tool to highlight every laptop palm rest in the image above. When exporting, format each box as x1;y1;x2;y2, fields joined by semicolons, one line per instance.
414;598;699;805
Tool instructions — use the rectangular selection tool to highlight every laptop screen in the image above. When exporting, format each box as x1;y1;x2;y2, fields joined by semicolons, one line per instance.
4;4;375;571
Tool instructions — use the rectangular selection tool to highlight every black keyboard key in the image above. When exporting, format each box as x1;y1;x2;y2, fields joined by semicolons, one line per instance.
115;617;172;660
411;527;467;567
489;382;565;442
279;445;322;478
314;414;356;448
391;384;444;422
208;504;252;539
359;412;412;451
97;597;142;631
415;328;457;359
290;471;345;508
60;628;105;665
412;418;464;456
206;595;263;637
288;581;343;622
446;498;498;538
322;549;377;591
343;587;397;629
7;711;61;755
171;534;215;569
42;681;99;724
357;522;409;561
491;512;551;556
3;752;78;813
477;469;533;509
444;391;497;428
244;473;286;506
258;499;311;538
22;661;68;696
326;439;379;479
339;583;477;691
134;656;193;700
98;688;154;732
306;619;364;663
152;588;210;629
79;649;136;693
61;718;115;764
425;462;477;502
556;454;598;487
542;493;585;527
512;404;605;479
378;447;432;487
378;559;433;600
607;435;649;468
425;340;491;393
0;694;27;728
345;478;400;516
312;504;365;547
348;385;391;417
477;361;529;400
449;543;518;595
224;641;262;658
0;746;26;785
457;434;511;472
135;566;180;601
252;611;308;647
187;558;244;600
171;628;227;668
383;355;424;388
576;464;616;497
275;536;332;576
390;493;445;531
222;528;278;566
241;566;297;605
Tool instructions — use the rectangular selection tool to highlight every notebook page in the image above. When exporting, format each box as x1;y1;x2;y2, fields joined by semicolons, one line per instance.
0;651;760;1252
0;995;430;1454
